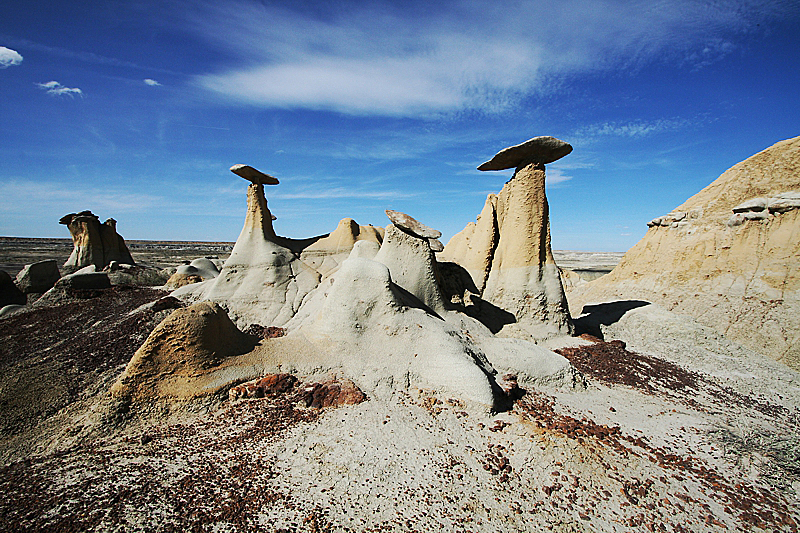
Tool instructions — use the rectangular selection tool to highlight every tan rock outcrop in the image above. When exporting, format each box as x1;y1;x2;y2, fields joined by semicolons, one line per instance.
299;218;384;277
441;137;574;341
570;135;800;370
59;211;135;271
110;302;260;413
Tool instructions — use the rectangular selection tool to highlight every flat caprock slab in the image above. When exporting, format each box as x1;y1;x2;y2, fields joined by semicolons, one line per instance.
478;136;572;171
230;164;280;185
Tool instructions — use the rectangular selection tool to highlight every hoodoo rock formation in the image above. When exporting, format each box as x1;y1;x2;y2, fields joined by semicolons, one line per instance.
374;210;447;315
59;211;135;271
174;165;320;327
442;136;574;341
156;164;580;414
571;135;800;370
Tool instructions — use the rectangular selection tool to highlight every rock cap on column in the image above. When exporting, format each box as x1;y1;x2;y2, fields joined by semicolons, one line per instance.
230;164;280;185
385;209;442;239
477;136;572;171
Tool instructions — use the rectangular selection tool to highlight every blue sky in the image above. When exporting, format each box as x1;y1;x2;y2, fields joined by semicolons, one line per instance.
1;0;798;251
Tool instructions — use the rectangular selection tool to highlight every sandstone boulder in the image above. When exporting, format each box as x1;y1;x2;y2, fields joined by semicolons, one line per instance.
14;260;60;294
60;211;135;271
230;164;280;185
166;258;221;288
110;301;259;410
570;135;800;370
385;209;442;239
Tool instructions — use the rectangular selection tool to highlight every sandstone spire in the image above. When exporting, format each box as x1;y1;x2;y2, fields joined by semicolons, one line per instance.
441;136;574;340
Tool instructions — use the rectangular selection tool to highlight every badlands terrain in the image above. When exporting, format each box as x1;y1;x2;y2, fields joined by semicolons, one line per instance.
1;136;799;532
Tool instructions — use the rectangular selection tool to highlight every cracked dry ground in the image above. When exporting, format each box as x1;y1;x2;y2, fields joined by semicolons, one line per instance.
1;289;799;532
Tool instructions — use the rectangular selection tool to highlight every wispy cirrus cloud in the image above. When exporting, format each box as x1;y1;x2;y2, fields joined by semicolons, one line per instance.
188;0;787;117
0;46;22;68
271;187;416;201
575;118;695;139
36;80;83;97
0;179;162;214
144;78;161;86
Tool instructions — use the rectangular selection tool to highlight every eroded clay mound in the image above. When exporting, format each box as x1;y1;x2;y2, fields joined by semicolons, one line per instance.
110;301;260;416
571;135;800;369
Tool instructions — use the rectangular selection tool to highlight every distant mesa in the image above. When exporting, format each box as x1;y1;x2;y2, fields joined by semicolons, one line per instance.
230;164;279;185
59;210;135;272
477;136;572;171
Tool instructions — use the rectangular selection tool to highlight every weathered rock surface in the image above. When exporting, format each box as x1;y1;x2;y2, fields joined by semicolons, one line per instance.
373;220;447;315
229;373;298;400
166;258;221;288
60;211;135;271
570;135;800;370
230;164;280;185
300;378;367;408
14;260;61;294
477;136;572;170
385;210;442;239
299;218;384;277
110;301;259;412
173;176;321;327
442;138;573;340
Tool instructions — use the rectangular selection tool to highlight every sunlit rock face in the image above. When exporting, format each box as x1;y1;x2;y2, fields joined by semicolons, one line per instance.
442;137;574;341
59;211;135;271
570;135;800;370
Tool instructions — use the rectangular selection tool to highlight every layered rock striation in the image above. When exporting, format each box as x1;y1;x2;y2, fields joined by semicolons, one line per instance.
60;211;135;271
442;136;574;340
571;135;800;369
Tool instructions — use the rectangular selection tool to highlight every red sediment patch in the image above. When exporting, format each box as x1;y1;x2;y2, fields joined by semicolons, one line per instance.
300;378;367;409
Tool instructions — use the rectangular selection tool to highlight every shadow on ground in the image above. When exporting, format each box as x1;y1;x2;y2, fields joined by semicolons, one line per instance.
573;300;651;339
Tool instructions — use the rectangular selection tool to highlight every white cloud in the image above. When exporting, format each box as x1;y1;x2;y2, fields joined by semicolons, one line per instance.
574;118;694;140
144;78;161;86
36;80;83;97
0;46;23;68
188;0;783;117
545;168;573;186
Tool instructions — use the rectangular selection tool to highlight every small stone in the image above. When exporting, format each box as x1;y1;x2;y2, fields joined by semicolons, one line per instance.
385;210;442;239
744;211;769;221
230;164;279;185
726;213;746;227
302;378;367;408
477;136;572;171
428;238;444;252
55;272;112;291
